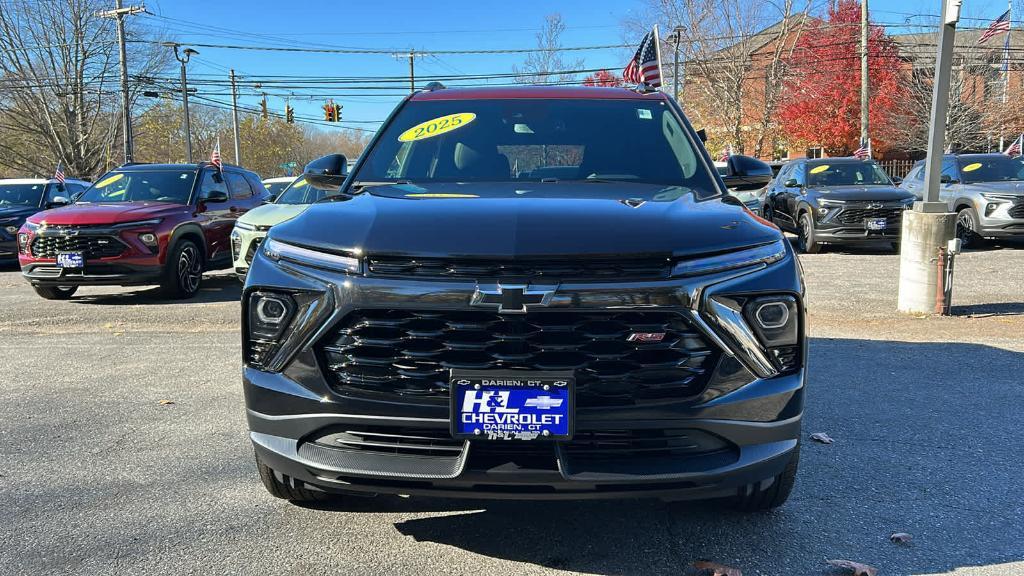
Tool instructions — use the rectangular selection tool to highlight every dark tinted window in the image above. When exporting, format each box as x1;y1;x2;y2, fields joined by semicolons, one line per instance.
358;98;716;193
275;177;327;204
0;183;46;206
79;170;197;204
805;162;891;186
199;170;229;200
956;156;1024;183
226;172;252;199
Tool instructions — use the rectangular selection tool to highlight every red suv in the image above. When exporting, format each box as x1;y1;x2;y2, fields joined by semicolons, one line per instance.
18;162;266;299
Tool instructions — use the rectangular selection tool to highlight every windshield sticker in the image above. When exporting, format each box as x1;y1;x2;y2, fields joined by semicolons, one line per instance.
291;178;307;187
962;162;982;172
95;173;124;188
404;193;479;198
809;165;830;174
398;113;476;142
637;109;653;120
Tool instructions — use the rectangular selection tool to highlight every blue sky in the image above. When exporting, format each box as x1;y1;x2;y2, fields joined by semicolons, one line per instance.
141;0;1011;134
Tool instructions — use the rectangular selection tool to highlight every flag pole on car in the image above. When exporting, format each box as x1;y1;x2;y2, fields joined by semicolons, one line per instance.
623;26;663;91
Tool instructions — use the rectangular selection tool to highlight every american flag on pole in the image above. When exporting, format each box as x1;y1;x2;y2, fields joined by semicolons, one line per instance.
1003;133;1022;156
623;29;661;87
718;144;733;163
52;162;65;184
210;137;222;171
853;138;871;160
979;9;1011;44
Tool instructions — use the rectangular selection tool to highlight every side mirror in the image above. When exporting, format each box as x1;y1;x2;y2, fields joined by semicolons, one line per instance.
940;174;953;184
696;128;708;143
891;176;902;185
267;194;278;203
71;191;84;202
784;178;800;188
48;196;70;208
303;153;349;190
202;190;229;203
721;155;773;192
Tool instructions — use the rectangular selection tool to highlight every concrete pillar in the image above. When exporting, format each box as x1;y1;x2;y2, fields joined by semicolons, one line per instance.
897;209;956;315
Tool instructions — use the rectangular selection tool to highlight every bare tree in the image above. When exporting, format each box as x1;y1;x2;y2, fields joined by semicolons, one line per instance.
514;14;585;85
0;0;167;177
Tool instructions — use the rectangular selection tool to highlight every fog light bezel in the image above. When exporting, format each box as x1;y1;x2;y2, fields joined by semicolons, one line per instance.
139;232;158;246
754;301;791;329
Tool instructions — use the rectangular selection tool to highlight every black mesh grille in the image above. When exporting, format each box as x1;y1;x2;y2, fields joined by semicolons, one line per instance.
835;207;905;225
30;234;126;259
1009;201;1024;219
366;257;673;280
318;309;718;407
561;428;730;459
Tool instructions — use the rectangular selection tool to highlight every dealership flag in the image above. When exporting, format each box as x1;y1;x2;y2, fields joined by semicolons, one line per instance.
1003;133;1022;156
853;138;871;160
210;137;222;171
979;9;1011;44
52;162;65;184
623;28;662;88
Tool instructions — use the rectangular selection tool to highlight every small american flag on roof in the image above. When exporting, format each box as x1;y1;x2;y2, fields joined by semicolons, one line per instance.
718;145;733;163
52;162;65;184
210;137;222;171
979;10;1011;44
853;138;871;160
1003;134;1022;157
623;29;661;88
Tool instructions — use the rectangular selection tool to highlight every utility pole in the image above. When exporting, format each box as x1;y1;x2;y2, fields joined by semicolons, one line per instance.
98;1;145;164
860;0;869;149
393;50;422;93
897;0;961;315
164;43;198;162
669;26;686;102
229;69;242;165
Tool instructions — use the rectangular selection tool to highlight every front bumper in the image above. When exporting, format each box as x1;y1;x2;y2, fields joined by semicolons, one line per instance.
976;200;1024;237
242;243;806;500
21;261;163;286
812;205;908;243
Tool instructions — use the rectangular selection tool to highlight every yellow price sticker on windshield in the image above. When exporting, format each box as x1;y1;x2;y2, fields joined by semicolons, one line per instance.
95;173;124;188
809;165;830;174
398;113;476;142
292;178;307;187
962;162;982;172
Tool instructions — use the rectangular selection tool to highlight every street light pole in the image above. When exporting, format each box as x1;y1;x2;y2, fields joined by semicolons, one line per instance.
860;0;869;149
165;43;198;163
229;69;242;165
670;26;686;102
897;0;961;315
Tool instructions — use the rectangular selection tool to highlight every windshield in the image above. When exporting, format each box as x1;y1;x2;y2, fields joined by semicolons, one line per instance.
357;98;717;194
264;180;292;197
275;177;327;204
806;162;892;187
957;156;1024;183
78;170;197;204
0;183;47;207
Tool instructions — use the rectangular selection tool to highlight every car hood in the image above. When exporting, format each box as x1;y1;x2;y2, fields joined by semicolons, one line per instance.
958;181;1024;195
0;204;41;222
813;185;916;202
270;182;781;259
27;202;188;226
238;203;310;228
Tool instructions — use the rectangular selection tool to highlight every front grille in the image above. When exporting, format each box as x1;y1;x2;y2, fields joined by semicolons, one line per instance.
30;234;126;259
366;257;673;281
312;426;463;457
244;237;263;265
835;207;905;225
562;428;730;459
1009;201;1024;219
318;309;718;407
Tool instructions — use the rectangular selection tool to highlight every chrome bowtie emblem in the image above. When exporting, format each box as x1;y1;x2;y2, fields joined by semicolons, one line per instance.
866;202;884;209
470;284;554;314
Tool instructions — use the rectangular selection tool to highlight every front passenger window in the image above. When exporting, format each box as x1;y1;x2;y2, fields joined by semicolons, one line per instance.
200;171;229;199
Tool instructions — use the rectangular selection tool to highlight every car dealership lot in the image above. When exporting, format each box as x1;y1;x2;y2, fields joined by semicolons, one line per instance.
1;244;1022;576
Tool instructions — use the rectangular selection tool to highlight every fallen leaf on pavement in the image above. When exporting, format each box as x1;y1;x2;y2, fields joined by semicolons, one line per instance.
157;399;175;405
827;559;877;576
691;561;742;576
890;532;912;544
810;432;835;444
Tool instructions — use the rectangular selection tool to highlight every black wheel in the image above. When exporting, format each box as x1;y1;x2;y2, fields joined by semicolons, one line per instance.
32;285;78;300
256;454;333;503
731;442;800;512
159;239;203;299
956;207;987;249
797;213;822;254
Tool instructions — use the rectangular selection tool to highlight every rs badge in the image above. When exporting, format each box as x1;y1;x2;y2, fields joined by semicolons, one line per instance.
627;332;666;343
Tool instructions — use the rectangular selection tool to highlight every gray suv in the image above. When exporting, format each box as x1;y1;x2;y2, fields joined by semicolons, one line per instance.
901;154;1024;247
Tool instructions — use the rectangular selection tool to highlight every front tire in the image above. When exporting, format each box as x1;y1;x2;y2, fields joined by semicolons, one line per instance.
797;213;823;254
731;442;800;512
256;454;333;503
159;239;203;299
956;207;987;249
33;285;78;300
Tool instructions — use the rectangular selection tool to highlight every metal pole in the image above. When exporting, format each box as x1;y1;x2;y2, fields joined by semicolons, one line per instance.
114;0;133;163
230;69;242;165
409;50;415;93
860;0;869;149
921;1;959;205
673;36;680;100
180;57;192;163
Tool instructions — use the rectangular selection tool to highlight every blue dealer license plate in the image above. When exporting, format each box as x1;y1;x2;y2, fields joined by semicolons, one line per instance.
451;370;573;441
866;218;887;230
56;252;84;268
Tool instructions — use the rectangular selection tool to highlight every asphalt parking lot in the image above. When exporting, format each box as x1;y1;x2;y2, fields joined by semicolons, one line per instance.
1;242;1022;576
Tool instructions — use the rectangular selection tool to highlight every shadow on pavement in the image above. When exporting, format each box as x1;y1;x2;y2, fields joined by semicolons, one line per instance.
68;272;242;305
953;302;1024;317
368;338;1024;576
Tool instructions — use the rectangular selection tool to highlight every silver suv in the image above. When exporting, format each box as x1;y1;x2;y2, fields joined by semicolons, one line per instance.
901;154;1024;248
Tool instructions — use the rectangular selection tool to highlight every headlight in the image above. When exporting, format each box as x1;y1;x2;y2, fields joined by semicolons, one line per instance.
112;218;162;229
672;239;786;278
138;233;158;247
244;288;334;371
705;293;802;378
4;225;17;235
980;192;1018;202
234;221;255;231
18;232;30;253
263;237;361;274
23;221;40;232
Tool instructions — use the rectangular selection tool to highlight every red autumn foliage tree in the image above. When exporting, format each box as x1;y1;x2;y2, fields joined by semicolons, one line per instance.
778;0;907;156
583;70;623;87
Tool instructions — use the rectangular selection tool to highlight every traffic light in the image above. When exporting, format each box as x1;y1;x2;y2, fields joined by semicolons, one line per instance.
322;101;342;122
285;105;294;124
334;103;342;121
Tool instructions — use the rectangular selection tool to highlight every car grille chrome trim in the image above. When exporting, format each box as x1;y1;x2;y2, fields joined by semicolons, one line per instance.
30;234;127;259
834;206;905;225
317;309;719;407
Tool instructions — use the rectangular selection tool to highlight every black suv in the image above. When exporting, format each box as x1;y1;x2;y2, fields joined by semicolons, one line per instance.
242;86;805;509
764;157;915;253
